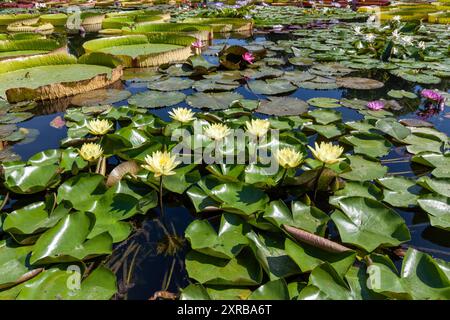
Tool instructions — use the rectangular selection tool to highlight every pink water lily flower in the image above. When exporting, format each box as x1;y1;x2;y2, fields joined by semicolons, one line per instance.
367;100;385;111
191;40;203;49
421;89;444;102
242;52;255;64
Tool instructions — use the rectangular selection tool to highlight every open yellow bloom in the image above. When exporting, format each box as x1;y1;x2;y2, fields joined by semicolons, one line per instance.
204;123;231;141
169;107;196;123
246;119;270;137
308;142;345;165
276;147;303;169
86;119;113;135
79;143;103;162
142;150;180;178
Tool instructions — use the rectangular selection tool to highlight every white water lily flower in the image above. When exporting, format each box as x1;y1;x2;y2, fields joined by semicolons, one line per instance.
245;119;270;138
142;150;180;178
276;148;303;169
353;26;362;35
86;119;113;135
308;142;345;165
365;33;376;43
392;15;401;22
169;108;196;123
79;143;103;162
391;29;401;40
401;36;413;46
204;123;231;141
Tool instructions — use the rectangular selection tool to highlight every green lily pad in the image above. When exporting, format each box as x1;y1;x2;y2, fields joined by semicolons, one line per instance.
336;77;384;90
248;79;297;95
147;77;194;91
340;155;388;182
257;97;308;116
331;197;410;252
186;92;243;110
185;250;263;286
128;90;186;108
417;194;450;230
341;132;392;158
30;211;113;265
307;97;340;108
185;213;249;259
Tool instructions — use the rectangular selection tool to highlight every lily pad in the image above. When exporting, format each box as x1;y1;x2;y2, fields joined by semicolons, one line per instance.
186;92;243;110
336;77;384;90
257;97;308;116
128;90;186;108
331;197;410;252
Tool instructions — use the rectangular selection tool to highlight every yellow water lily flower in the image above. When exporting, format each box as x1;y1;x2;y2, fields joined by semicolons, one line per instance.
86;119;113;135
246;119;270;137
276;147;304;169
308;142;345;165
169;107;196;123
204;123;231;141
79;143;103;162
142;150;180;178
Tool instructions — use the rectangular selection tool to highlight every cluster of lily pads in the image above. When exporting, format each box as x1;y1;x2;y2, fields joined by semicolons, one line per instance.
0;3;449;300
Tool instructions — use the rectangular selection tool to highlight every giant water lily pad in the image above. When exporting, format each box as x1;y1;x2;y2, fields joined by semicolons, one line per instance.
331;197;410;252
128;90;186;108
186;92;243;110
83;34;195;68
0;52;123;103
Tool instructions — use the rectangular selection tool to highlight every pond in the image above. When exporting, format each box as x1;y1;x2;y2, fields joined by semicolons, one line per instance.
0;4;450;300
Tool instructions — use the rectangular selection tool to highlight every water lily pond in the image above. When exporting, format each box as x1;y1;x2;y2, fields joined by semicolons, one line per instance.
0;2;449;300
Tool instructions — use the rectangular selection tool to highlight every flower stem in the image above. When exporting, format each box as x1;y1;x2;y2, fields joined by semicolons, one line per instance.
159;176;165;218
280;168;287;186
313;163;326;202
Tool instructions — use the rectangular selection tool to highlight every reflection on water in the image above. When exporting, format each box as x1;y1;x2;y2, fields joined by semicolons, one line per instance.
6;29;450;299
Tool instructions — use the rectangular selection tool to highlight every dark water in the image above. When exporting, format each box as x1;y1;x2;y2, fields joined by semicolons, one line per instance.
8;30;450;299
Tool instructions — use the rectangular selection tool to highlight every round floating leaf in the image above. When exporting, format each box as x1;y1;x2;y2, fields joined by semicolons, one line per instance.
4;164;61;194
308;109;341;125
417;194;450;231
185;250;263;286
128;90;186;108
331;197;410;252
147;77;194;91
257;97;308;116
307;97;340;108
341;132;392;158
248;279;290;300
336;77;384;90
186;92;243;110
185;213;249;259
30;211;113;265
340;155;388;182
15;266;117;300
375;119;411;141
387;90;417;99
247;79;297;95
417;176;450;198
